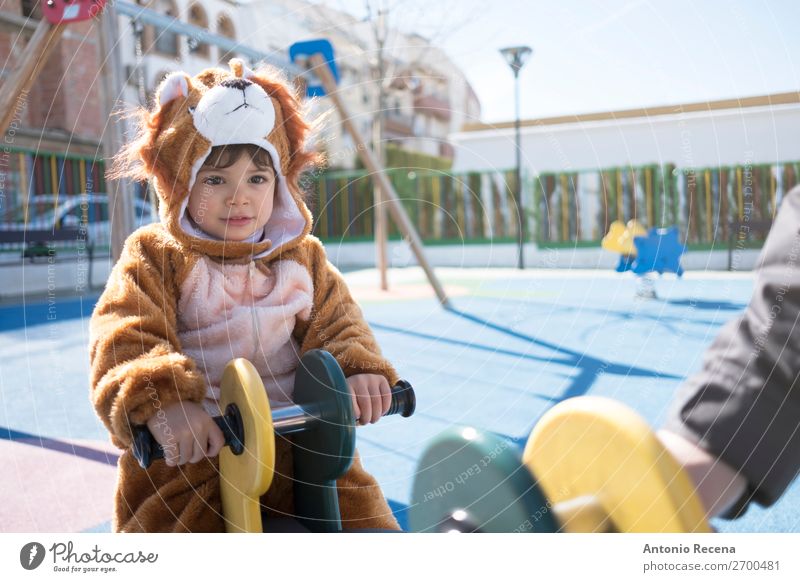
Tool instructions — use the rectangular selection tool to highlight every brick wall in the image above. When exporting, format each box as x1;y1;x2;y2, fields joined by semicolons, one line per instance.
0;6;105;143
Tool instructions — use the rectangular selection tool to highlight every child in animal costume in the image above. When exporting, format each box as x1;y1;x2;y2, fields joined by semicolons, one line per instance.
88;59;401;532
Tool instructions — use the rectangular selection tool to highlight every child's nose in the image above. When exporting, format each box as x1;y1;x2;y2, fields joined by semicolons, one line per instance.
226;191;249;206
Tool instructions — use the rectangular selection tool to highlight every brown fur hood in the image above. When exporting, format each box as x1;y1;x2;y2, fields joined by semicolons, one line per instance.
111;58;318;261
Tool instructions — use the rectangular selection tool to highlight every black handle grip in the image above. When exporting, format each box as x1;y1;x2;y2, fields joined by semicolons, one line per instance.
131;403;244;470
387;380;416;418
131;380;416;469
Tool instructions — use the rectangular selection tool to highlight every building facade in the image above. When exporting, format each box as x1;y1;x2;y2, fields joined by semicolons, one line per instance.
116;0;481;168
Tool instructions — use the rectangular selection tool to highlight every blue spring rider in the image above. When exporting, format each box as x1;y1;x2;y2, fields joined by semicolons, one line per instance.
602;220;686;298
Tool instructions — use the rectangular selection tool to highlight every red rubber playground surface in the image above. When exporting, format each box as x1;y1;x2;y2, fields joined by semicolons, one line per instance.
2;267;798;532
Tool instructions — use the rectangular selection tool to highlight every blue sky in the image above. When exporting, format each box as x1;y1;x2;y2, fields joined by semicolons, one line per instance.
318;0;800;123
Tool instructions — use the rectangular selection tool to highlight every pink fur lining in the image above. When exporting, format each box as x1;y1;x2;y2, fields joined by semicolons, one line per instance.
177;257;313;413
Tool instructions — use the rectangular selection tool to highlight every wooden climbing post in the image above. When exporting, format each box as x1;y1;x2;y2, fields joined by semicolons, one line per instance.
308;54;450;308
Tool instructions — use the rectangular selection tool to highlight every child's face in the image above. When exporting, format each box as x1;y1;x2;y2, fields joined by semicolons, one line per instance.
187;152;276;241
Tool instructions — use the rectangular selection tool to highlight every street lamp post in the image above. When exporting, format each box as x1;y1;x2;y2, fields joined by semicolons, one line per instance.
500;45;532;269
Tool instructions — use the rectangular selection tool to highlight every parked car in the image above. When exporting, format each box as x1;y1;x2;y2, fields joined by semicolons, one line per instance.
0;194;157;246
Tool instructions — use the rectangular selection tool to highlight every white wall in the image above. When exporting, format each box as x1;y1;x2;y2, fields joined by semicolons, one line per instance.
451;103;800;175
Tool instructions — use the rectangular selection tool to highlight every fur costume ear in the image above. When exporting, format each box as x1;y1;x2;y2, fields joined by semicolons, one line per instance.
228;58;256;80
106;73;196;184
157;72;191;106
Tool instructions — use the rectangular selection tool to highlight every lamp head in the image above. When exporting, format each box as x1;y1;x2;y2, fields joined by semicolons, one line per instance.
500;45;533;75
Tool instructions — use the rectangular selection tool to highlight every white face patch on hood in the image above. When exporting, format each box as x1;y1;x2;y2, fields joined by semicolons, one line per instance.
191;78;275;144
176;75;306;260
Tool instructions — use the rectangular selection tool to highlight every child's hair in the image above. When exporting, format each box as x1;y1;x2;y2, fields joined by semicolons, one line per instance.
201;144;274;173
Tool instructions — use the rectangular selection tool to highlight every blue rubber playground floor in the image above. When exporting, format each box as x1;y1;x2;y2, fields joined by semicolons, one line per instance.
2;267;798;532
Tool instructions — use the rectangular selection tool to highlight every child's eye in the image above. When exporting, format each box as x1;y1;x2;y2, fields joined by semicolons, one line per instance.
250;175;272;184
202;176;223;185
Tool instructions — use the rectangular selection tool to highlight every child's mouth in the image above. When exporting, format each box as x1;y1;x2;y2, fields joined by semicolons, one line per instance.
224;217;253;226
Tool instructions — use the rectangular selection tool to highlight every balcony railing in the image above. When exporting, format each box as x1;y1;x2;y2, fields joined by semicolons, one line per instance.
413;94;451;122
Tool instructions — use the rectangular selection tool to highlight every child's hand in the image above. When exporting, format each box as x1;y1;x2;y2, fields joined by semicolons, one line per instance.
146;401;225;466
347;373;391;426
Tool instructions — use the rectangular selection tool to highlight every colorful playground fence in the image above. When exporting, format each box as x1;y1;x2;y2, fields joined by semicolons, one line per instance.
534;161;800;246
309;161;799;247
0;147;108;215
0;147;149;248
308;168;521;244
3;146;799;250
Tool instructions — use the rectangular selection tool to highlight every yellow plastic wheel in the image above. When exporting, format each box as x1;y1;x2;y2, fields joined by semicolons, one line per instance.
219;358;274;533
522;396;711;533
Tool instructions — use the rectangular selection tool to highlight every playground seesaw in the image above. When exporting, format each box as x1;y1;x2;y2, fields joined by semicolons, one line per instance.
410;396;711;533
131;349;415;533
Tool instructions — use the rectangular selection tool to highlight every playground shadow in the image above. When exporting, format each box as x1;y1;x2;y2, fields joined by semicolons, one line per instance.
444;305;679;400
664;299;747;311
371;303;680;406
1;426;119;466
